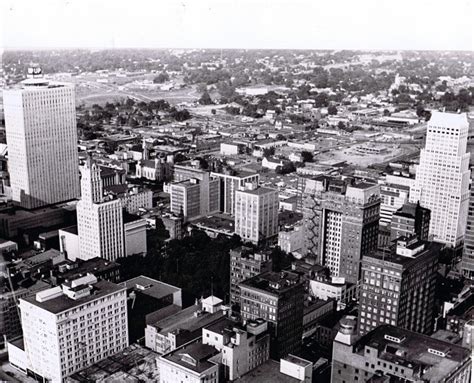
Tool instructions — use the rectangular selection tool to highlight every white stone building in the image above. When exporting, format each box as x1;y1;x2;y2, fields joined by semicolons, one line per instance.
410;112;470;247
234;185;279;244
3;77;80;209
14;274;128;382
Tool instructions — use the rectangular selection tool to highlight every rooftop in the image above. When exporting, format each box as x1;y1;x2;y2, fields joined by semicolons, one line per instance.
234;360;299;383
429;111;468;128
240;271;303;296
68;344;160;382
161;340;219;374
356;325;471;381
150;302;224;334
23;279;124;314
121;275;180;300
237;186;277;196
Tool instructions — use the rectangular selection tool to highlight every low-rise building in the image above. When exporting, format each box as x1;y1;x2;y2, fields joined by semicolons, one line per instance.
332;318;472;383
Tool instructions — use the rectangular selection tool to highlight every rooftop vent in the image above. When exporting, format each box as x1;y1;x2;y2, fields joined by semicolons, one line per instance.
428;348;449;358
384;334;406;344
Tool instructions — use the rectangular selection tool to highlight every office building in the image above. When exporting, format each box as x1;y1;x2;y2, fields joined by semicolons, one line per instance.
234;185;279;244
390;202;430;242
302;176;380;284
210;170;259;215
240;271;304;359
76;158;125;261
379;183;410;226
229;247;272;307
461;179;474;279
358;236;440;336
3;74;79;209
202;318;270;381
14;274;128;382
410;112;470;247
332;319;472;383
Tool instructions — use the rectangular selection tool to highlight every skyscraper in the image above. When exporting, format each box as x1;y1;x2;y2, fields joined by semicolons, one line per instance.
76;157;125;261
358;236;440;336
461;179;474;279
239;271;304;359
234;185;279;244
302;176;380;284
3;75;80;209
410;111;470;247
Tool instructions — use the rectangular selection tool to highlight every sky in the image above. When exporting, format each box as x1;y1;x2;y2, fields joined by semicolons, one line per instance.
1;0;473;51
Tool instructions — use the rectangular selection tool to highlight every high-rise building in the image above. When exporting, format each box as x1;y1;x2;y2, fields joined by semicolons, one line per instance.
170;162;220;222
302;176;380;284
210;170;259;215
3;75;80;209
239;271;304;359
461;177;474;279
332;320;472;383
229;247;272;307
234;185;279;244
390;202;430;243
16;274;128;382
77;158;125;261
379;183;410;226
358;236;440;336
410;112;470;247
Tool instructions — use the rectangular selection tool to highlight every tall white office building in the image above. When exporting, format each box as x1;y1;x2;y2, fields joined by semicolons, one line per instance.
410;112;470;247
77;158;125;261
235;185;279;244
3;75;80;209
15;274;128;382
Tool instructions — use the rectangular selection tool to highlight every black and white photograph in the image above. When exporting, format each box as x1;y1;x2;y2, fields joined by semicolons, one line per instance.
0;0;473;382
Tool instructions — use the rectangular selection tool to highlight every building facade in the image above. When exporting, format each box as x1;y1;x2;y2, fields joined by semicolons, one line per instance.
234;186;279;244
3;77;80;209
390;202;430;242
239;271;304;359
358;237;440;336
302;176;380;284
410;112;470;247
229;247;272;307
210;170;259;215
77;159;125;261
461;176;474;279
17;274;128;382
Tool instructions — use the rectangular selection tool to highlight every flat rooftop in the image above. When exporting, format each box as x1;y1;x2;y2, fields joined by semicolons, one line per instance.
357;325;471;381
234;360;299;383
68;344;160;382
240;271;302;296
150;303;224;334
23;280;124;314
238;186;277;196
121;275;180;300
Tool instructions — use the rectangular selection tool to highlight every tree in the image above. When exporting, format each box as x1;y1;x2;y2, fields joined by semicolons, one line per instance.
301;151;314;163
276;162;296;175
328;105;338;115
199;91;213;105
337;121;345;130
125;98;135;108
383;109;391;116
262;147;275;158
153;72;170;84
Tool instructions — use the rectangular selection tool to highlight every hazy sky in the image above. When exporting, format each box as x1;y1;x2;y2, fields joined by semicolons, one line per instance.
2;0;473;51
